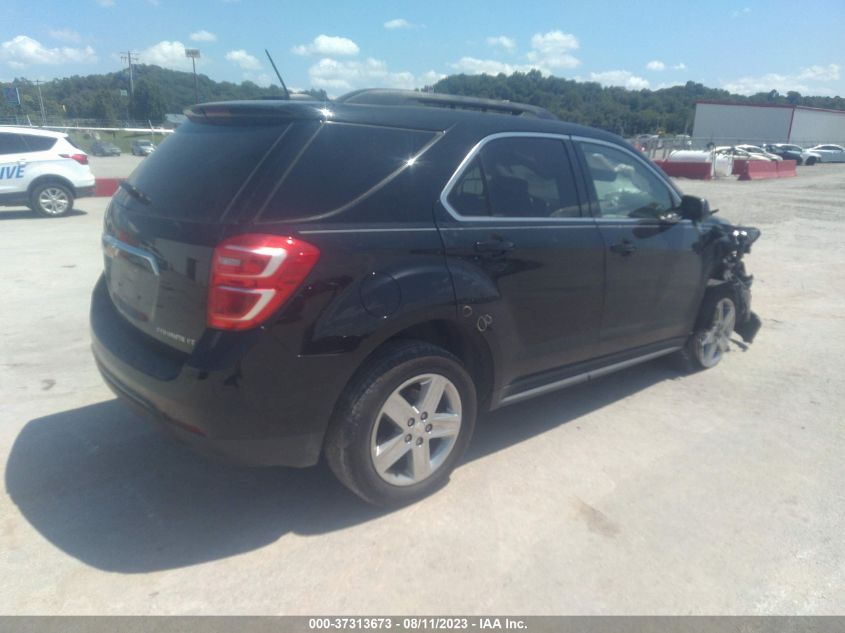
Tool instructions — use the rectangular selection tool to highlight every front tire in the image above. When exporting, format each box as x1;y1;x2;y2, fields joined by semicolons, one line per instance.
675;287;737;372
325;341;477;506
30;182;74;217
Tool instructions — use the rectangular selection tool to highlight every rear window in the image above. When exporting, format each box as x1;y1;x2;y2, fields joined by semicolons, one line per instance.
115;121;289;220
258;122;437;221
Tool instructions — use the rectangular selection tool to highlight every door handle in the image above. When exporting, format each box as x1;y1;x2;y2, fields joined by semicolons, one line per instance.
474;239;515;254
610;240;637;256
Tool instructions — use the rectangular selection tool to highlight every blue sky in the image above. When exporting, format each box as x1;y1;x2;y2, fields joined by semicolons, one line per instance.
2;0;843;97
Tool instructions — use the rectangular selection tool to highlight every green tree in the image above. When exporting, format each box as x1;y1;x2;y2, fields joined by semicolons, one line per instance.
131;78;167;123
91;90;119;124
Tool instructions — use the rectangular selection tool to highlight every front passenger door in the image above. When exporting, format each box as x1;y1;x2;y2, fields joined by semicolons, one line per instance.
575;139;703;356
0;133;28;198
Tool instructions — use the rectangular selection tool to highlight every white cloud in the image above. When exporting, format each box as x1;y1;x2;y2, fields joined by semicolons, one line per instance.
292;35;359;57
723;64;840;95
48;28;82;44
526;30;580;69
226;49;261;70
646;60;665;71
673;62;687;71
140;40;194;70
731;7;751;17
308;56;438;95
451;57;534;76
797;64;840;81
590;70;650;90
420;69;446;86
486;35;516;52
452;29;580;77
0;35;96;68
190;30;217;42
384;18;413;30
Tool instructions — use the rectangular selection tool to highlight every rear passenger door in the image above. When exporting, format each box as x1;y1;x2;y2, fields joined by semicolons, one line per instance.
436;134;605;387
573;138;703;356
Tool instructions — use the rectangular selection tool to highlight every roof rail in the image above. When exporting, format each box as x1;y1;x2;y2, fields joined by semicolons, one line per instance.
335;89;558;120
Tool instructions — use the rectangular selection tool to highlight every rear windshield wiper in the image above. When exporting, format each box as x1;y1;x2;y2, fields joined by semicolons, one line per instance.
119;181;151;205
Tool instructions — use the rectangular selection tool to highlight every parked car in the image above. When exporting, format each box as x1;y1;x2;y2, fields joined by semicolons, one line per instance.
0;126;95;217
673;134;693;148
90;141;121;157
735;144;782;161
713;146;771;161
807;144;845;163
90;90;761;505
130;139;156;156
763;143;821;165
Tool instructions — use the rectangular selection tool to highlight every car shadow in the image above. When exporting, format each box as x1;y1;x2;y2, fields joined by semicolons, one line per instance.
0;208;88;220
5;361;678;573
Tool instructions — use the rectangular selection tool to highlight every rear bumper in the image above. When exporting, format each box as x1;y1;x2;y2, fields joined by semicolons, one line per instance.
89;276;342;467
95;357;324;466
76;185;95;199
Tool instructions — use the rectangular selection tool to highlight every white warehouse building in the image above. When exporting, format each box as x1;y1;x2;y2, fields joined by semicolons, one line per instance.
692;101;845;147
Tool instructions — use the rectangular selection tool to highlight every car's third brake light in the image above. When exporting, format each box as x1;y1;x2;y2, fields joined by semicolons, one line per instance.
207;234;320;331
60;153;89;165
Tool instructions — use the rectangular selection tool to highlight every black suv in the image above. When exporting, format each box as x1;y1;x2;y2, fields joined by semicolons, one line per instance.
91;90;761;505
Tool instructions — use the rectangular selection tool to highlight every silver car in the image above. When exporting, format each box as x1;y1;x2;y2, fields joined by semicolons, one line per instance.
131;139;156;156
807;144;845;163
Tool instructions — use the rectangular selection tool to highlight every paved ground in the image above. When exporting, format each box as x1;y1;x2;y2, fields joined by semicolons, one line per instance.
88;154;145;179
1;166;843;614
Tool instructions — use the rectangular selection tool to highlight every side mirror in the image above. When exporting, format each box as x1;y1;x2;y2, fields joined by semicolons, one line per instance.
679;195;710;222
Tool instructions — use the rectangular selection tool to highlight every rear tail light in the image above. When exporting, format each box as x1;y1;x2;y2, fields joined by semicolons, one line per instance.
207;234;320;331
60;153;89;165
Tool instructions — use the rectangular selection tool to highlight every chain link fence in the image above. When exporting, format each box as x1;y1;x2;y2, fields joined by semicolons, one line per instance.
629;136;844;160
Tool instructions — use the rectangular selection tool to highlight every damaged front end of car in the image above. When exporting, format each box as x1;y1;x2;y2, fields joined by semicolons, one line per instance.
705;221;762;345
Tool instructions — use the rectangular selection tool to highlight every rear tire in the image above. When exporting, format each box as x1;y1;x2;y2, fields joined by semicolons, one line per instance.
30;182;74;217
324;340;477;506
674;286;737;372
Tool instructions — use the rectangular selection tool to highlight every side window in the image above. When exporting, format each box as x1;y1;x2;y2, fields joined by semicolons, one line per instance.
22;135;57;152
579;141;674;219
447;136;581;219
260;122;437;221
0;133;28;155
447;157;489;216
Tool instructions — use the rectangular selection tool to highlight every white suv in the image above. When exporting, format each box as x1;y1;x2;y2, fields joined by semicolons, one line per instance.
0;127;96;217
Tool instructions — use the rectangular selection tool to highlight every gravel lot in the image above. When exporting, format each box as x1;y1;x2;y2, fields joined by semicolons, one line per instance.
1;165;843;615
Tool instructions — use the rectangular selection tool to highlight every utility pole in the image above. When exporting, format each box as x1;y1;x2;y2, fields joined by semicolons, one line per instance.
121;51;138;97
33;80;47;126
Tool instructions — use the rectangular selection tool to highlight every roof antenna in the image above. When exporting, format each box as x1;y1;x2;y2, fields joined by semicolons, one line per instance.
265;49;290;100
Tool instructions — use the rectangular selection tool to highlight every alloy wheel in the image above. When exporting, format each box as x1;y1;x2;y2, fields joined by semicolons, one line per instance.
38;188;70;215
370;373;462;486
696;298;736;368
